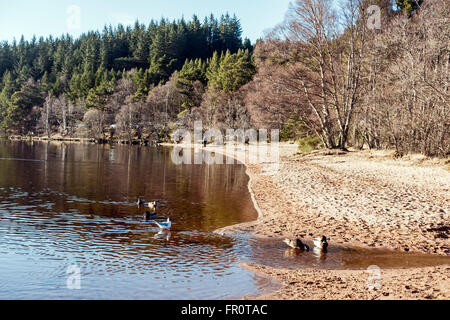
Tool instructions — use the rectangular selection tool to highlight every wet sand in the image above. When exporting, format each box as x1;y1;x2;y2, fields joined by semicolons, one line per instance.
242;263;450;300
207;144;449;300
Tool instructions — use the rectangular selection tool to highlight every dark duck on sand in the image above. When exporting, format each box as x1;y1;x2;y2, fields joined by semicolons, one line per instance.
314;236;329;251
283;238;310;251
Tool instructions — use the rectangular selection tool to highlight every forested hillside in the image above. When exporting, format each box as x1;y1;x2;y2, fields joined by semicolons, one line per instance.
0;14;254;139
0;1;448;157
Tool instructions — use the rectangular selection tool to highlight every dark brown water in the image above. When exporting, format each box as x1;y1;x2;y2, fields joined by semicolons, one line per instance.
0;140;263;299
0;140;448;300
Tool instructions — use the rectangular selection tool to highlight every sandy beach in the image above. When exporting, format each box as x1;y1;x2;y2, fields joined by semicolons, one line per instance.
205;143;450;300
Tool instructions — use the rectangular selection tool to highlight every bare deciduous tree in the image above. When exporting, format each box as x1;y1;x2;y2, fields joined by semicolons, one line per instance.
115;103;143;143
357;0;449;156
266;0;369;149
82;109;107;140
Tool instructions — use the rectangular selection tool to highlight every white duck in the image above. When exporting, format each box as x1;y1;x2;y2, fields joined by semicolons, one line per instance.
153;218;172;230
314;236;329;251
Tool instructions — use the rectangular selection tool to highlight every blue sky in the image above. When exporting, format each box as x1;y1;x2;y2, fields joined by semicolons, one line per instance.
0;0;292;43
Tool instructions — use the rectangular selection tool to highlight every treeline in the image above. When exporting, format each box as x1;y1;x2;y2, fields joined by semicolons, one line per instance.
0;1;448;157
246;0;448;157
0;14;252;138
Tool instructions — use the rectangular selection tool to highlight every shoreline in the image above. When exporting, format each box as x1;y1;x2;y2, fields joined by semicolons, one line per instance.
197;143;449;300
5;139;449;299
3;135;163;146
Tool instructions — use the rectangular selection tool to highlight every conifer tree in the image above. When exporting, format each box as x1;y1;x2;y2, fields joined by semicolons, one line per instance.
0;71;16;125
0;14;248;133
396;0;423;13
2;81;43;133
208;49;255;92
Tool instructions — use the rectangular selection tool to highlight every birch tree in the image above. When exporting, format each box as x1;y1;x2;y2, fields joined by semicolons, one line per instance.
270;0;369;149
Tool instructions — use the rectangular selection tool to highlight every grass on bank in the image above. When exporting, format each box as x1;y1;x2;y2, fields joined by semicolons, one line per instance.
296;135;324;153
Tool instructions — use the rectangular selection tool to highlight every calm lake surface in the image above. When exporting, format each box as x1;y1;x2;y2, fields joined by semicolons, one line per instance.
1;140;449;300
0;140;264;299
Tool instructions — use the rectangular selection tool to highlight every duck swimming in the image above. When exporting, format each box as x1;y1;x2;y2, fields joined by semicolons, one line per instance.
143;211;157;220
283;238;310;251
137;198;159;211
148;201;159;211
314;236;329;251
137;197;147;208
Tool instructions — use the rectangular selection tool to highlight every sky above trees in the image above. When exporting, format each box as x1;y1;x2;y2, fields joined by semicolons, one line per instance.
0;0;291;43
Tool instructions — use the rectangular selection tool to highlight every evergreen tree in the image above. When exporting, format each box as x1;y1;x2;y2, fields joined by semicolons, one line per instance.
40;71;52;93
178;59;207;86
208;49;256;92
0;43;14;81
53;41;66;75
16;65;32;86
242;38;253;53
205;15;221;56
0;71;16;124
396;0;423;13
2;81;43;133
176;58;207;109
80;68;95;98
187;15;207;60
85;69;115;109
206;51;222;85
0;14;248;133
219;14;243;54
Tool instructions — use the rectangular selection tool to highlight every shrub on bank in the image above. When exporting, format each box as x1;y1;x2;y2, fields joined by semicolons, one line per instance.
297;135;323;153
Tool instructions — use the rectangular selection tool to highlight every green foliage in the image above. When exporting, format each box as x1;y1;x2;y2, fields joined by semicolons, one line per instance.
51;76;67;97
131;68;154;101
0;14;248;100
395;0;423;13
176;58;207;109
280;115;307;141
147;54;176;86
0;14;252;134
1;81;43;134
206;51;221;85
178;59;207;86
85;70;115;109
0;43;13;79
39;71;52;93
297;135;323;153
177;109;189;119
207;49;256;92
0;71;17;125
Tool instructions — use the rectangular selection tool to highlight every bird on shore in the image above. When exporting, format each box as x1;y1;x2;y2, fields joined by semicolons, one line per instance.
153;218;172;230
314;236;329;252
283;238;310;251
143;211;157;220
